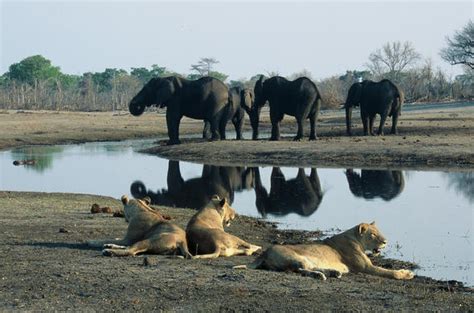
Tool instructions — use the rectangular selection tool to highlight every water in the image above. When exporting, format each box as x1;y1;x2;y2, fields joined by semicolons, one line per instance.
0;140;472;286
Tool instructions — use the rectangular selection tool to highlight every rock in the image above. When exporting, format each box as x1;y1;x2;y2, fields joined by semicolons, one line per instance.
91;204;114;214
100;207;113;214
143;256;158;266
113;210;125;218
90;204;101;214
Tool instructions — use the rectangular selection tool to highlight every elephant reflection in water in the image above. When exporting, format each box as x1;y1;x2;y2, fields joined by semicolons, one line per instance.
253;167;323;217
345;169;405;201
130;160;254;209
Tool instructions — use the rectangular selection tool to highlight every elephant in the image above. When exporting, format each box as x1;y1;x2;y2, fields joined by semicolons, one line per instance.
203;87;254;140
250;75;322;141
344;79;404;136
345;169;405;201
129;76;230;145
252;167;323;217
130;160;254;210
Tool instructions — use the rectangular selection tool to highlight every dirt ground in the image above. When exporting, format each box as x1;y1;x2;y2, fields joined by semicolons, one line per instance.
146;106;474;171
1;106;473;170
0;106;473;311
0;191;472;311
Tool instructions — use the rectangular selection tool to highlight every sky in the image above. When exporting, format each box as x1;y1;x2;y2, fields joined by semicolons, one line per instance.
1;0;472;81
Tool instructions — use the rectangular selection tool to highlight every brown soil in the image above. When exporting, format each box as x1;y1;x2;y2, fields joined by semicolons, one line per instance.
145;107;474;171
0;110;190;151
2;107;473;172
1;106;473;311
1;191;472;311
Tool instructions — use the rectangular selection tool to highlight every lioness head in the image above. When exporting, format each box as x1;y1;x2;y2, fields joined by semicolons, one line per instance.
121;195;159;222
209;195;236;227
357;222;387;256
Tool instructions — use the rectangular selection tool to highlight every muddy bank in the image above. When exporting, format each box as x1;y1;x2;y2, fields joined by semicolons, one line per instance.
0;191;472;311
0;110;184;151
145;135;474;171
2;108;473;172
141;107;474;170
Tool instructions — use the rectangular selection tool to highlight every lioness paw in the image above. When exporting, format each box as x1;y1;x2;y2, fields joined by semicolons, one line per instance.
246;245;262;255
103;244;126;249
299;269;327;281
326;269;342;279
102;249;114;257
395;269;414;280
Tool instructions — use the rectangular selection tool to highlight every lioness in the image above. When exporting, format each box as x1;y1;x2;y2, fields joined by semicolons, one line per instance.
186;195;261;258
245;222;414;280
88;195;192;258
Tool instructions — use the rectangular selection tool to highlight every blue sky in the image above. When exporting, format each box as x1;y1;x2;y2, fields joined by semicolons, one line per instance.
1;1;472;80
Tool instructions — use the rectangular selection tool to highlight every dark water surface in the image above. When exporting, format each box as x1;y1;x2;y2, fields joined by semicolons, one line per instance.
1;140;472;285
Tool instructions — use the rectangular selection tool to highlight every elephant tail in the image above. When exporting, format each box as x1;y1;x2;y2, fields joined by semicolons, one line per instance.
314;87;323;111
389;81;404;117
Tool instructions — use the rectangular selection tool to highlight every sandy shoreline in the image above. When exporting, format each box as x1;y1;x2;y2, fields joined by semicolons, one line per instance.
0;191;472;311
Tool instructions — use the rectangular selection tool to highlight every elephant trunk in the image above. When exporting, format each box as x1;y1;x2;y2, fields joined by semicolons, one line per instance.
129;100;146;116
345;105;353;136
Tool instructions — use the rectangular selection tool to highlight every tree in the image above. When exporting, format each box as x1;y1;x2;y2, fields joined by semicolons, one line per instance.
190;57;219;76
131;65;168;84
207;71;228;82
287;69;313;80
7;55;61;85
92;68;127;92
189;57;227;82
339;70;372;83
440;20;474;69
229;80;245;88
130;67;152;84
367;41;421;81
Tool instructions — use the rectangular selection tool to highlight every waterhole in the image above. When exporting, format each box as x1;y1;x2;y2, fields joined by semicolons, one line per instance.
1;139;472;285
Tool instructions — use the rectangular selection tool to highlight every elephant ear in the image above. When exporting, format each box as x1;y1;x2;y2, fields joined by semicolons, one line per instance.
155;77;177;107
346;82;363;107
240;89;253;113
170;76;184;90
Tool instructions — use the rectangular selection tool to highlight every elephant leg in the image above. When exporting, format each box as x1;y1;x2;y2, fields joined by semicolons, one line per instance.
209;117;221;141
294;117;304;141
270;110;281;141
309;111;317;140
270;167;285;193
232;114;244;140
361;112;369;136
166;111;181;145
218;116;228;140
202;120;211;139
377;113;388;136
345;106;353;136
369;116;375;136
391;113;399;134
271;123;280;141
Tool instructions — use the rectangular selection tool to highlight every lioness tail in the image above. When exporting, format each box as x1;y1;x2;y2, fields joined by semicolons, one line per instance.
178;241;193;259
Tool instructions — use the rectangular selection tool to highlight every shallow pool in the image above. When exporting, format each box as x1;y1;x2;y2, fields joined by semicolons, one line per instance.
0;140;472;285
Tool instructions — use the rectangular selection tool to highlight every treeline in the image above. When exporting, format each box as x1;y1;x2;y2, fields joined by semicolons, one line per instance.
0;56;235;111
319;64;473;108
1;34;472;111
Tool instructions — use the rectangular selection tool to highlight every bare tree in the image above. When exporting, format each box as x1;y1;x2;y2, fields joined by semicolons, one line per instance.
287;69;313;80
190;57;219;76
440;20;474;69
367;41;421;80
